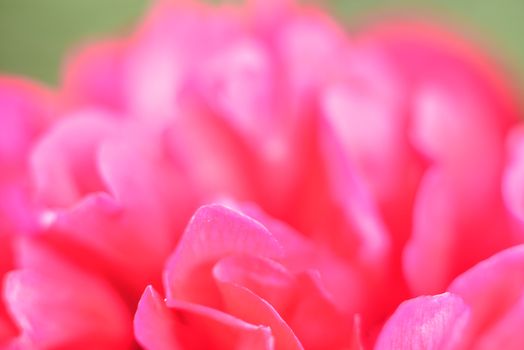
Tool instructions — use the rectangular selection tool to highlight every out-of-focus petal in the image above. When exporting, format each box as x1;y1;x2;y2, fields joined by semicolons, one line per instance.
0;77;54;175
62;39;128;112
3;239;132;349
363;21;520;128
503;126;524;230
0;77;55;235
275;6;347;102
30;112;117;207
124;0;243;121
39;120;196;293
448;244;524;348
375;293;470;350
404;79;520;295
165;109;255;201
361;20;522;296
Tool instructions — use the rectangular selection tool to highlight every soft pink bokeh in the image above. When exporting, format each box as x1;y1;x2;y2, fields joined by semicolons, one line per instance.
1;0;524;349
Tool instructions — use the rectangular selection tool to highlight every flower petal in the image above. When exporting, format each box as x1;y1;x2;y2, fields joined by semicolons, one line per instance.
62;39;128;112
30;111;117;207
375;293;470;350
163;204;284;306
135;286;274;349
134;286;184;350
448;244;524;347
4;239;132;349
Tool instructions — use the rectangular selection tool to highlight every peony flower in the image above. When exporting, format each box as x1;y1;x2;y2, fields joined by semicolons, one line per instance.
1;0;524;349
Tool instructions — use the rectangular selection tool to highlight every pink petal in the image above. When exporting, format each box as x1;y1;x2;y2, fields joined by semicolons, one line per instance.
448;244;524;347
285;273;354;350
164;109;256;201
134;286;184;350
4;239;132;349
0;315;16;346
62;39;128;112
163;204;284;306
410;82;504;193
0;76;54;175
363;21;519;129
503;125;524;228
135;286;274;349
375;293;471;350
406;164;519;295
404;81;520;294
224;202;315;270
320;46;414;206
228;201;369;318
212;255;296;312
213;267;303;350
96;123;196;245
30;112;118;207
196;37;277;139
403;170;457;294
320;100;391;269
0;237;15;344
213;255;355;349
47;123;196;293
124;1;243;121
275;8;347;101
0;77;55;235
474;293;524;350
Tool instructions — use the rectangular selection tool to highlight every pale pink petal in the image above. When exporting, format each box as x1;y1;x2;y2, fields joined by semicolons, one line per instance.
0;182;40;235
4;239;132;349
220;201;370;320
96;123;196;245
134;286;184;350
30;111;118;207
229;202;316;268
136;286;274;349
165;109;256;201
214;269;303;350
375;293;471;350
48;123;196;293
503;125;524;228
0;77;54;175
62;39;128;112
213;255;355;349
285;273;355;350
124;1;243;121
410;82;504;195
448;244;524;347
404;81;520;294
0;77;55;235
213;255;296;312
275;8;347;101
320;47;423;252
164;204;284;306
320;47;408;198
363;21;519;129
403;170;457;294
320;104;391;269
196;37;276;139
474;293;524;350
168;300;274;350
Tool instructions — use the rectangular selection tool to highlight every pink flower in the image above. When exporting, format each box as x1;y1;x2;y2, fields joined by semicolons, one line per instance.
1;0;524;349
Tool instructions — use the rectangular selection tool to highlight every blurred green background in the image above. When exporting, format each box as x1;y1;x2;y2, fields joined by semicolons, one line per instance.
1;0;523;89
